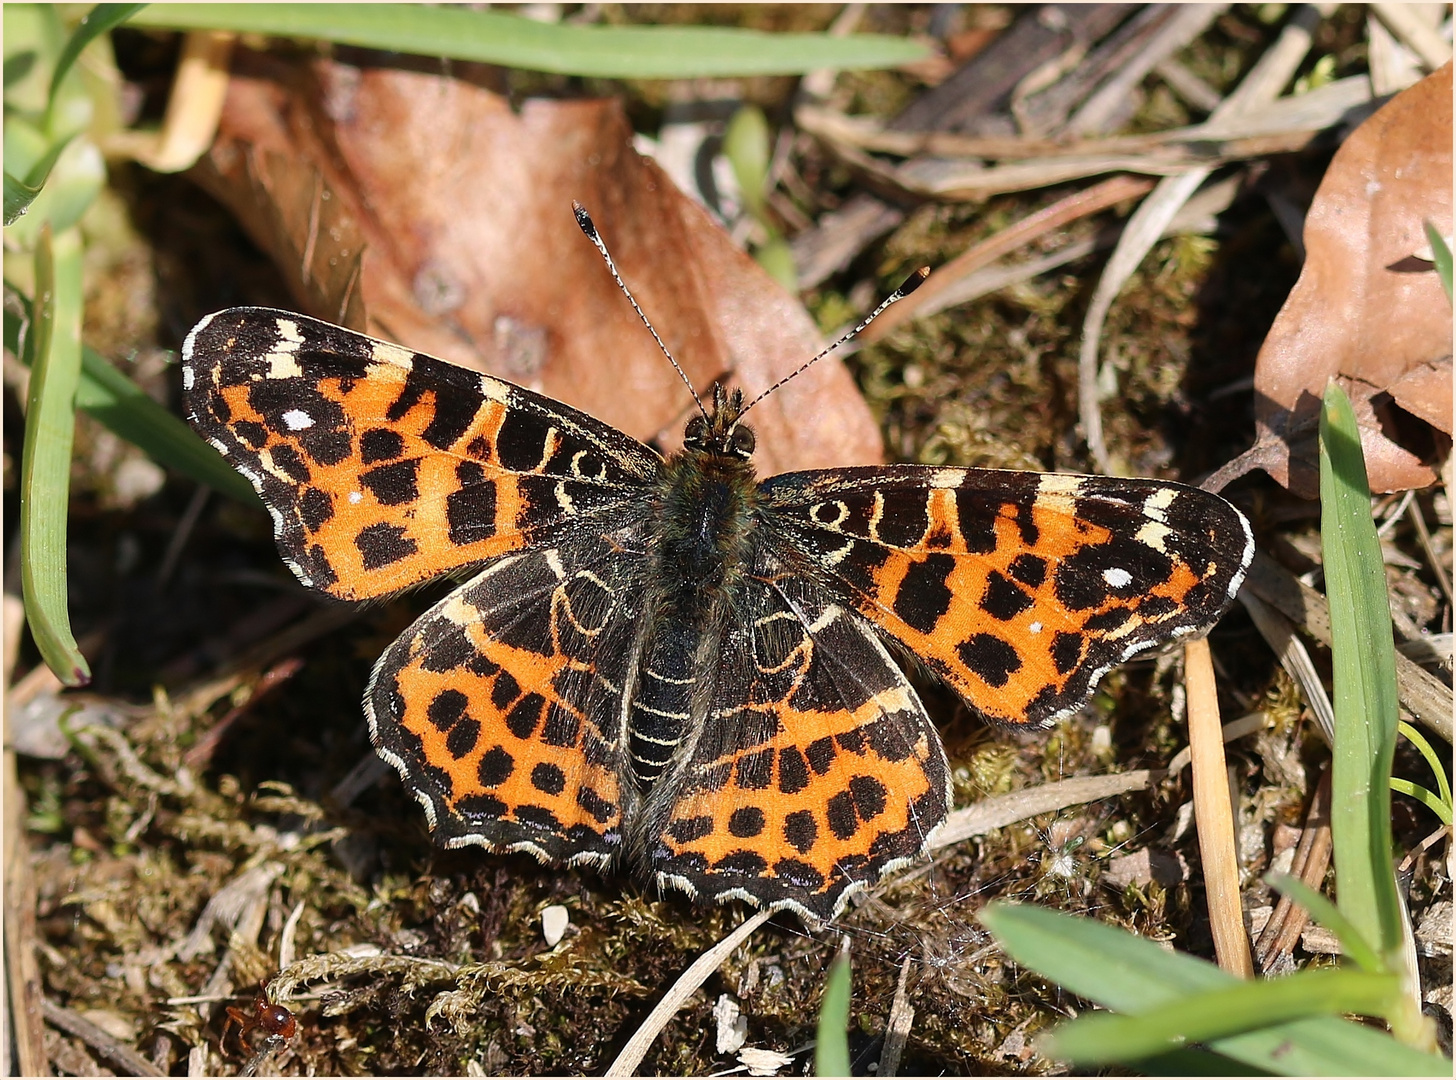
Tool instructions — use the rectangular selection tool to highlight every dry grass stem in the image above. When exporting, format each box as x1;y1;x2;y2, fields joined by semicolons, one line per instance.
1241;592;1337;744
931;769;1162;852
877;953;915;1078
604;907;775;1077
1254;766;1333;972
40;997;164;1077
1186;637;1255;978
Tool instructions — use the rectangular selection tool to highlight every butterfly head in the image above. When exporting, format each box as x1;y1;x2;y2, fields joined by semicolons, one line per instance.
684;384;756;461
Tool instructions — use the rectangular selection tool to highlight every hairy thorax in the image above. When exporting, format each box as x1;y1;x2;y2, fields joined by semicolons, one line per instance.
652;448;762;612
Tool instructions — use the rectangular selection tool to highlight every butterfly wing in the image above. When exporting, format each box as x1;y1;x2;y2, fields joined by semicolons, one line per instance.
183;308;660;600
366;525;651;865
640;564;950;922
761;466;1254;727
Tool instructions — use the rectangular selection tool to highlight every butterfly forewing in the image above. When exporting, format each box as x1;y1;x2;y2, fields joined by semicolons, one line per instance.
182;308;660;600
762;465;1254;727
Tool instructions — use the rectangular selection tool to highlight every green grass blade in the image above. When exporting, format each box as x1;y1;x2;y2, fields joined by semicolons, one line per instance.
46;4;146;124
982;903;1450;1075
1319;383;1403;963
126;4;927;78
5;170;42;226
1425;222;1452;302
1136;1048;1272;1075
1264;871;1382;972
982;902;1228;1011
724;104;772;217
1389;780;1453;825
1046;969;1401;1064
814;944;851;1077
1399;721;1452;810
4;135;74;226
20;226;90;685
4;287;263;508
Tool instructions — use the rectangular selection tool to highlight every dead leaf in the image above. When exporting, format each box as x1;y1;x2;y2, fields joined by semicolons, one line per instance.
1237;62;1452;497
189;49;883;474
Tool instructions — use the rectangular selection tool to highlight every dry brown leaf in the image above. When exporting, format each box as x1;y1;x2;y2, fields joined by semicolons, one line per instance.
1237;62;1452;497
189;50;883;474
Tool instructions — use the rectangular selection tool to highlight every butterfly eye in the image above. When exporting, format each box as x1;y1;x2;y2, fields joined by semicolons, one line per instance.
684;415;709;447
729;425;756;458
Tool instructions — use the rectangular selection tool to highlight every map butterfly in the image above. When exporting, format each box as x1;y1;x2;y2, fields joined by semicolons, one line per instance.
182;206;1254;921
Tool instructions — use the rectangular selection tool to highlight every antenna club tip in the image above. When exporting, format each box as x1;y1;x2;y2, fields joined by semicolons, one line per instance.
899;266;930;295
573;202;597;237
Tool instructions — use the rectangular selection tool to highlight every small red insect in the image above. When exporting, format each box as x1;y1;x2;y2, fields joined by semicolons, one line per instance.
223;981;297;1055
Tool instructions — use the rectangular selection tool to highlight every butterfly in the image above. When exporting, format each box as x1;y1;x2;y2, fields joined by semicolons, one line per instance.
181;206;1254;922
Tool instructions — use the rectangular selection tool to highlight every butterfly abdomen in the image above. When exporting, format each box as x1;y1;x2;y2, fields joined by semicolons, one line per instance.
626;435;764;787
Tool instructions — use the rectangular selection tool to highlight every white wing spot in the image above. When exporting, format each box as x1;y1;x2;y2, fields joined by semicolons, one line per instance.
1136;520;1172;554
1028;621;1043;634
1037;472;1084;497
282;409;314;431
441;593;481;627
181;365;195;391
369;339;415;369
348;491;363;505
928;468;967;489
479;375;510;403
1142;487;1178;521
1103;567;1133;589
264;319;305;379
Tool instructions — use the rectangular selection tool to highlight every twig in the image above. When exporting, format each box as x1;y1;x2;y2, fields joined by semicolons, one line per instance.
4;750;47;1076
1065;5;1228;136
182;657;306;770
41;997;163;1077
794;73;1373;182
1166;711;1271;776
155;485;209;593
1408;497;1453;606
1255;766;1333;972
1078;169;1207;472
930;769;1162;852
1185;637;1254;978
605;907;775;1077
1369;2;1454;70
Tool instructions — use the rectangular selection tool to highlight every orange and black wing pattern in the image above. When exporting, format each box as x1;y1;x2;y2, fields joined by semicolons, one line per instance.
182;308;659;601
366;526;650;865
639;565;950;922
762;466;1254;727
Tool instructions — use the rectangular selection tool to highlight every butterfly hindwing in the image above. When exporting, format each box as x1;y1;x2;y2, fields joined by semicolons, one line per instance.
763;466;1254;727
640;562;950;922
366;524;652;866
182;308;660;600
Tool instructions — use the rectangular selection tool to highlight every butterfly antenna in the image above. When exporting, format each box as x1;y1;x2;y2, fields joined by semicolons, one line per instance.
573;202;708;419
740;267;929;416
